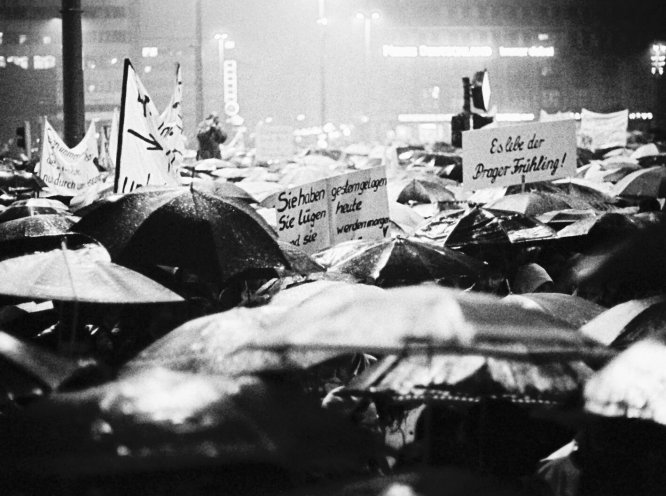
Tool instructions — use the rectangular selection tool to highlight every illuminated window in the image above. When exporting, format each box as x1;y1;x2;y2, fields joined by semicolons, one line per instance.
0;56;5;68
0;32;3;45
142;46;158;57
43;36;51;45
7;56;28;69
34;55;56;69
144;65;152;73
18;34;27;45
87;84;96;92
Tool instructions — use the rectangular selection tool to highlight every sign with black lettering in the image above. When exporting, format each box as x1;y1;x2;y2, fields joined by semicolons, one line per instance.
276;178;330;253
276;168;390;253
462;120;576;191
328;168;390;245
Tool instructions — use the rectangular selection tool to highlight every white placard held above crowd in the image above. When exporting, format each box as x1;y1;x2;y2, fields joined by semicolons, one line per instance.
462;120;577;191
36;118;104;196
114;59;181;193
578;108;628;151
276;168;390;254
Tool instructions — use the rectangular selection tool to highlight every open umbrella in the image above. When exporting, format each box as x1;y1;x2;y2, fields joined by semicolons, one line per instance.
0;205;63;223
346;353;593;406
580;295;666;348
277;241;325;275
504;293;606;329
327;236;488;288
268;279;384;309
584;339;666;425
1;368;380;481
485;192;591;218
389;201;426;236
248;285;611;359
189;178;258;203
71;186;288;284
414;207;556;247
0;214;76;241
612;166;666;198
536;209;598;231
0;245;184;304
0;330;97;400
10;198;70;211
388;177;457;204
121;306;337;377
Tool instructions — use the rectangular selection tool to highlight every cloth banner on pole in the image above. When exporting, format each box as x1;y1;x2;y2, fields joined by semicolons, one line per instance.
36;118;103;196
114;59;181;193
158;63;185;172
578;108;628;151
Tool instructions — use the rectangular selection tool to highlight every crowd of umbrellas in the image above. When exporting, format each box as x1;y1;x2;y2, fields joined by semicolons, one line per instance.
1;135;666;496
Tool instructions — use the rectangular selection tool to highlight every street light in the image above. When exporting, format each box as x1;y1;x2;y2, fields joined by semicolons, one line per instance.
354;11;381;140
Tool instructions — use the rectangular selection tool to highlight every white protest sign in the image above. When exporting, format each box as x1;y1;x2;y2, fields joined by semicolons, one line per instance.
275;167;390;253
36;119;103;196
328;168;390;245
254;124;294;162
115;59;181;193
579;108;628;151
158;63;185;172
276;178;330;253
462;120;576;191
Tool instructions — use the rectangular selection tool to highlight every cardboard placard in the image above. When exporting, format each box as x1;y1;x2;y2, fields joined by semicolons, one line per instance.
328;168;391;245
276;178;330;253
462;120;577;191
276;168;390;253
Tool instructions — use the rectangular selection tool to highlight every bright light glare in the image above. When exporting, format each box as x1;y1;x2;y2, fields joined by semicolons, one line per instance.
214;33;228;40
355;12;365;20
371;11;381;20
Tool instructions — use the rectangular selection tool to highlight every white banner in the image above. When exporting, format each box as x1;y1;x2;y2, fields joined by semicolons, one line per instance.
579;108;628;151
462;120;577;191
114;59;181;193
36;118;104;196
158;63;185;172
276;168;390;254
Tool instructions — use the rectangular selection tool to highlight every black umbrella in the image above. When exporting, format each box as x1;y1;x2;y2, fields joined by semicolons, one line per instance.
190;178;258;203
415;207;556;248
0;215;88;257
1;368;381;480
71;186;288;283
327;236;488;288
0;205;62;223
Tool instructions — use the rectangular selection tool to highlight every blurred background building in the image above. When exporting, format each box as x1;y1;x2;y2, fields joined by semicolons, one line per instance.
1;0;665;146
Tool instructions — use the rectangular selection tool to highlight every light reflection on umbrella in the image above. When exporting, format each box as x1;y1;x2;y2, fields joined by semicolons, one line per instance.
346;353;593;406
0;245;184;304
248;285;611;359
326;236;488;288
414;207;556;247
2;368;380;478
504;293;606;329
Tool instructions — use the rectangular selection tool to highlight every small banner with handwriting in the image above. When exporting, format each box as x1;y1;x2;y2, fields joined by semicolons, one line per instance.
36;118;104;196
462;120;577;191
276;167;390;253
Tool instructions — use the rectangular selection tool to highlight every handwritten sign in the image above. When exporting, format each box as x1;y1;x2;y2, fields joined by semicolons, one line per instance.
276;178;330;253
462;120;576;191
255;125;294;162
115;59;181;193
36;119;103;196
578;108;628;151
328;168;390;245
276;168;390;253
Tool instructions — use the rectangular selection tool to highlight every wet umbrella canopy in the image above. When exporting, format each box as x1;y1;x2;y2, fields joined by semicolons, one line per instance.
415;207;556;247
327;236;488;287
0;245;184;304
71;186;288;284
248;285;611;359
122;306;337;377
1;368;380;479
346;353;593;406
504;293;606;329
485;192;591;218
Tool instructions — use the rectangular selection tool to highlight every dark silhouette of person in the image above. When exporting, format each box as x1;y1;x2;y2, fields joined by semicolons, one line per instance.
196;112;227;160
